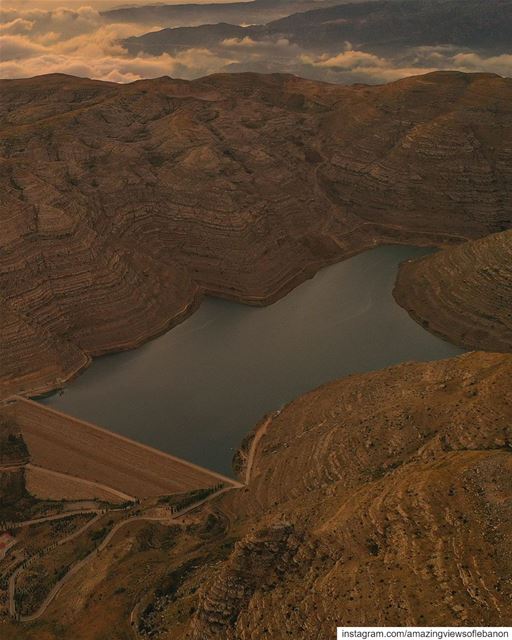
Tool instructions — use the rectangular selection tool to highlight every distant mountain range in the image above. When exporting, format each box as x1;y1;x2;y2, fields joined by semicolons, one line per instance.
103;0;352;28
122;0;512;56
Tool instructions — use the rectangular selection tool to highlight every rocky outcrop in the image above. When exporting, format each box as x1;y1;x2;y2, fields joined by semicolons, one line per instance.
1;71;511;398
185;352;512;635
394;229;512;352
190;524;307;639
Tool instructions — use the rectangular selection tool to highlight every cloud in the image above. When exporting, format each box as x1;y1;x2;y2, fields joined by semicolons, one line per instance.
0;4;511;85
0;6;160;43
0;18;34;35
0;34;46;60
0;53;178;83
299;47;512;84
298;49;437;83
451;52;512;77
0;44;231;84
0;6;102;41
221;36;296;51
303;50;387;70
0;5;188;82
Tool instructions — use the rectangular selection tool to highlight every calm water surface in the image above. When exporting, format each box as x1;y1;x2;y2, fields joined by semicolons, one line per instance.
42;246;464;475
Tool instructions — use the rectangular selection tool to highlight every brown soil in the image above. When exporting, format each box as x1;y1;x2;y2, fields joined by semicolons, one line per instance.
24;466;130;504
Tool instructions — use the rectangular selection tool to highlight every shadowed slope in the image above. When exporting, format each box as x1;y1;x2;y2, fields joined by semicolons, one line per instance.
124;0;512;57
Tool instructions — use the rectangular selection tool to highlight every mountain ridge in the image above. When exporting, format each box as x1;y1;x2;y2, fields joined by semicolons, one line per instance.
1;70;511;399
123;0;512;58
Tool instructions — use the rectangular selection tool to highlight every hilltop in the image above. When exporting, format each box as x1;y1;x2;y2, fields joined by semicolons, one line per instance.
394;229;512;352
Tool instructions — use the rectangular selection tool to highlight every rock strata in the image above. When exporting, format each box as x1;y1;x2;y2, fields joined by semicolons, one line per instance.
394;229;512;352
1;71;512;397
187;352;512;636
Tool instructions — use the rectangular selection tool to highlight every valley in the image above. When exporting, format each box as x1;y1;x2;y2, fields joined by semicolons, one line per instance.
1;70;511;400
41;245;463;475
2;352;511;638
1;68;511;637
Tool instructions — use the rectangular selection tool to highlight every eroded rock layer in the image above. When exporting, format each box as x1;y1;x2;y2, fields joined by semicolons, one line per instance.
188;352;512;636
1;71;512;396
394;229;512;352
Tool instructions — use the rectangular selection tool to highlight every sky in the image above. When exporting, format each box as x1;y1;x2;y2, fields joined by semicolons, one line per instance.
7;0;241;7
1;1;511;84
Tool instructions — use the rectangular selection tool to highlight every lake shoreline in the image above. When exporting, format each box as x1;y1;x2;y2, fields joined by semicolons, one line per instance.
1;223;467;405
40;243;464;476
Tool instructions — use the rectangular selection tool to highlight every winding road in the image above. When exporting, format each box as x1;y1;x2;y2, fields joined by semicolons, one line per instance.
244;412;275;484
8;406;273;623
26;464;136;503
2;508;103;532
9;485;234;622
8;511;103;618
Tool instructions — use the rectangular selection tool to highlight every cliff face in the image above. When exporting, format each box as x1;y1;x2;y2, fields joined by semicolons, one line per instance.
1;71;512;397
394;229;512;352
187;352;512;636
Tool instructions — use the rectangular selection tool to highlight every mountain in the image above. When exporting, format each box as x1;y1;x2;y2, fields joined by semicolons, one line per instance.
1;70;511;399
394;229;512;352
123;0;512;57
189;351;512;636
123;22;256;56
266;0;512;52
103;0;349;28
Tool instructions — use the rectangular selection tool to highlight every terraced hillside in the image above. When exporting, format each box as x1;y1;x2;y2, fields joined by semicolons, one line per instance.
2;351;511;639
394;229;512;352
1;70;512;398
194;352;512;636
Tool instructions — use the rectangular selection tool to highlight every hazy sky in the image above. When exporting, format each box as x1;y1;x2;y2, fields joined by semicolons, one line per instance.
1;0;511;84
6;0;241;8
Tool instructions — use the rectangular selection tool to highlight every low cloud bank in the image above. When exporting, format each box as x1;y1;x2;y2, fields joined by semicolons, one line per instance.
0;5;511;84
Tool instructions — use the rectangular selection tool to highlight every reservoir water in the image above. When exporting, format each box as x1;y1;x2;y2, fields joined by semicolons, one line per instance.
42;246;464;476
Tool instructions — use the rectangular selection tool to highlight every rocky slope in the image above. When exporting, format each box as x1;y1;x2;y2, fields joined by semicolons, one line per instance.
1;70;511;398
186;352;512;636
394;229;512;352
4;352;510;639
